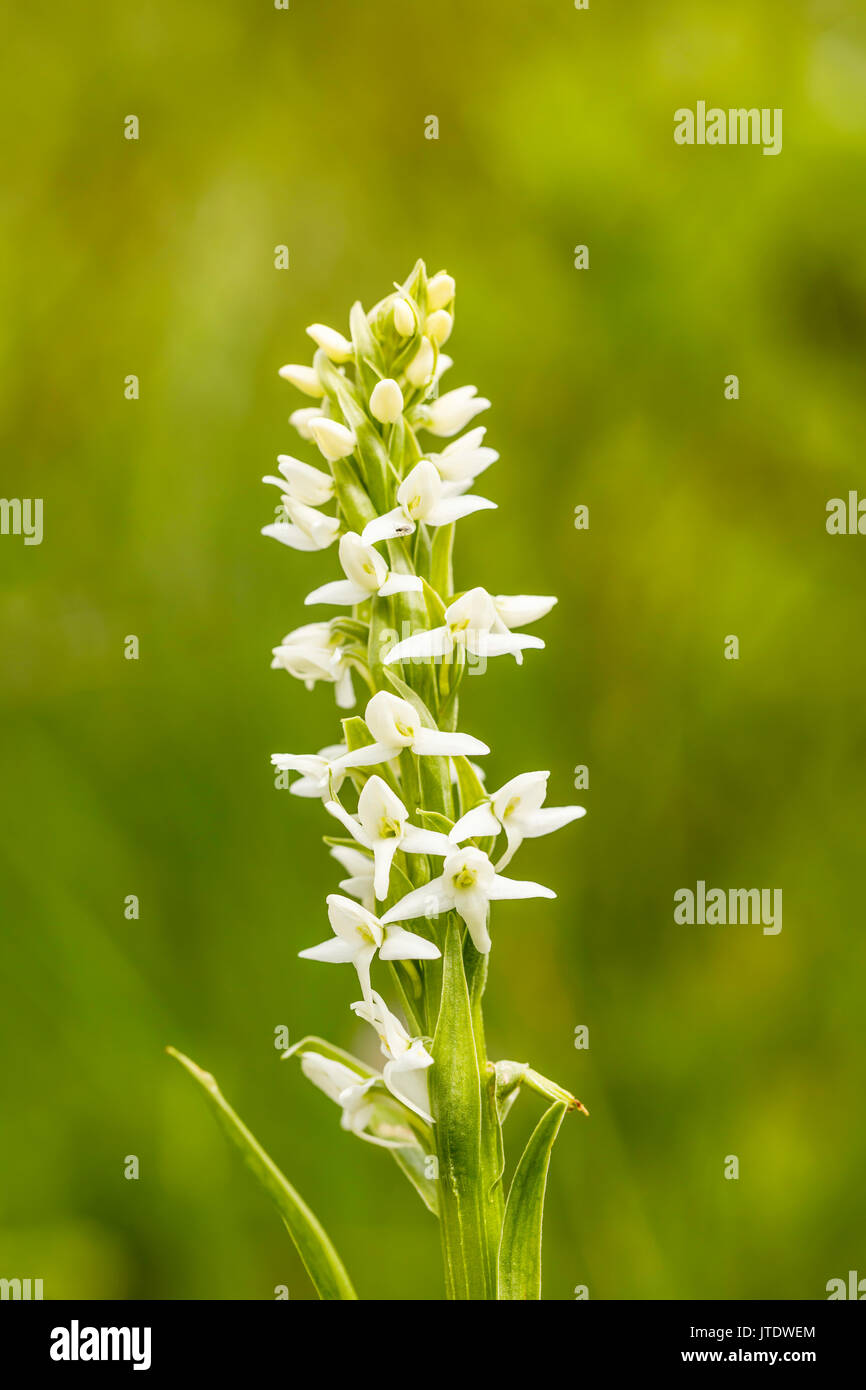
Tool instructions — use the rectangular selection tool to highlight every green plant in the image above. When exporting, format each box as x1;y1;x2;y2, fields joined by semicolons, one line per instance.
170;261;587;1300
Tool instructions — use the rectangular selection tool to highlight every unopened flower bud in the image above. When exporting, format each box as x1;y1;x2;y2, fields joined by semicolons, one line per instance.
370;378;404;424
278;363;325;398
425;309;453;346
306;323;354;363
289;407;325;440
427;273;455;311
393;298;416;337
309;417;357;462
406;337;435;387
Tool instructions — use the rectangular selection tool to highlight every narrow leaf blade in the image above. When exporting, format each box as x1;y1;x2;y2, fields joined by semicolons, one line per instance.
168;1047;358;1301
498;1100;567;1301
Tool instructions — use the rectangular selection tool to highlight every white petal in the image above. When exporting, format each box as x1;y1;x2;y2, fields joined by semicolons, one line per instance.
520;806;587;838
334;667;356;709
331;742;395;772
397;460;441;520
338;875;376;911
358;775;407;825
479;633;545;658
298;938;357;964
384;627;453;665
330;844;373;877
454;887;493;954
304;580;369;607
378;572;423;597
383;1059;434;1124
372;838;400;902
261;522;321;552
399;826;452;856
361;509;414;545
449;803;500;842
380;925;442;960
324;800;372;847
364;691;419;746
381;877;454;924
494;594;557;628
277;456;335;506
487;874;556;902
425;495;497;527
412;728;490;757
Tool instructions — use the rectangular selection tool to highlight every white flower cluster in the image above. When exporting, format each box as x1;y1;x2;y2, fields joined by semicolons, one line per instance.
263;263;585;1149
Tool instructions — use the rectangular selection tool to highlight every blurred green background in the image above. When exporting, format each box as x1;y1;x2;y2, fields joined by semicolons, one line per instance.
2;0;865;1300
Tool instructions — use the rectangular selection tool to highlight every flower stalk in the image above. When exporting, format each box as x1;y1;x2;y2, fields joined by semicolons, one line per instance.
171;260;587;1301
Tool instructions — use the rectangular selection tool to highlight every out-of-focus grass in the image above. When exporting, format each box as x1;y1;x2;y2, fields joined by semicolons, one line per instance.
1;0;865;1299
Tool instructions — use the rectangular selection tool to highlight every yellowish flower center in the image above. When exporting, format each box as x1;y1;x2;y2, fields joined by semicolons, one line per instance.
453;865;477;890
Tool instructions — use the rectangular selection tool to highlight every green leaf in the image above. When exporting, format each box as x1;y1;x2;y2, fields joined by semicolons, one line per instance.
382;667;437;727
497;1101;568;1301
430;918;490;1299
430;523;454;600
329;617;369;644
314;346;390;512
340;715;373;752
451;755;488;818
414;809;455;834
349;299;385;391
167;1047;358;1301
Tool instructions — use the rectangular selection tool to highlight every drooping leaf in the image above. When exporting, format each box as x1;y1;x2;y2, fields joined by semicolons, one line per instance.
497;1101;568;1301
167;1047;358;1301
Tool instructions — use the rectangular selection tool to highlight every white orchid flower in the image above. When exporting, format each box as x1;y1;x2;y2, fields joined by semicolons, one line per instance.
369;378;404;424
450;770;586;869
330;844;376;913
382;845;555;955
270;744;348;799
270;623;355;708
304;532;422;608
299;893;441;1000
299;1053;417;1149
289;406;326;441
324;775;452;901
393;297;416;337
351;991;435;1124
361;460;496;546
306;323;354;362
427;272;455;310
309;417;357;463
426;426;499;486
262;455;335;507
278;363;325;398
422;385;490;437
261;497;340;552
426;309;453;345
406;337;435;387
492;593;557;631
383;586;545;668
334;691;489;772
